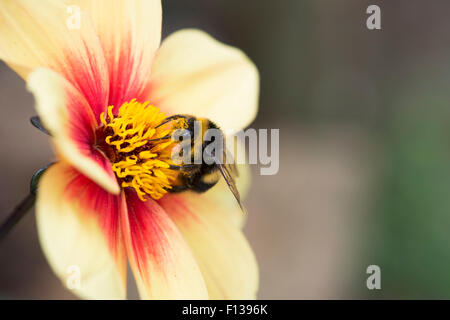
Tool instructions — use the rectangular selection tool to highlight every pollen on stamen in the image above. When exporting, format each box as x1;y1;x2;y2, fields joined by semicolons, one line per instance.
98;99;187;201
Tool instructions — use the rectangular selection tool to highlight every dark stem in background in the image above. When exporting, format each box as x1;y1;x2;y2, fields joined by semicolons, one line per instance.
0;194;35;242
0;121;53;241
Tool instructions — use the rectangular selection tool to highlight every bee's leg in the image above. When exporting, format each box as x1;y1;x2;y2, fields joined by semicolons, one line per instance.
147;135;172;142
168;164;197;171
167;185;190;193
155;115;188;128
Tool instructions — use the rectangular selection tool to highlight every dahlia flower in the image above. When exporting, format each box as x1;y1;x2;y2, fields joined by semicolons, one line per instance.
0;0;259;299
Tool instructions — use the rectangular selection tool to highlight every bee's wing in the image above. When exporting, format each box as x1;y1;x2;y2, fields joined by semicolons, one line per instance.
218;148;246;215
217;164;246;214
223;147;239;176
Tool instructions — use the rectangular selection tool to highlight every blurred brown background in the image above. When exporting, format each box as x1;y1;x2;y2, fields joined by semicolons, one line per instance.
2;0;450;299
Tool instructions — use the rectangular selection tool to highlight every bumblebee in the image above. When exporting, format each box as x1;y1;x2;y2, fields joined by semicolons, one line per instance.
163;115;245;213
30;113;245;212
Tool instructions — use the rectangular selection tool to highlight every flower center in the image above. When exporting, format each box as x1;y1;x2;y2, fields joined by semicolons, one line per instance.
97;99;187;201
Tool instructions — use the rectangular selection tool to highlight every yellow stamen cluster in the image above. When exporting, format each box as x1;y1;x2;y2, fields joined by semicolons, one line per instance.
99;99;186;201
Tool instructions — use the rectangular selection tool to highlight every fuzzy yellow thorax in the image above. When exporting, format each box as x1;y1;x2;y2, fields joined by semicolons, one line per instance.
99;99;186;201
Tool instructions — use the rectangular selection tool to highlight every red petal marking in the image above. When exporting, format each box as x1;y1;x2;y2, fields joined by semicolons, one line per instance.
60;44;109;122
136;80;161;110
62;34;153;121
62;78;116;183
105;34;154;113
124;190;164;275
64;82;97;148
64;167;124;257
122;189;180;281
122;190;210;299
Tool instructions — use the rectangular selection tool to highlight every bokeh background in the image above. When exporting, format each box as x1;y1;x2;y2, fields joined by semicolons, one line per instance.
2;0;450;299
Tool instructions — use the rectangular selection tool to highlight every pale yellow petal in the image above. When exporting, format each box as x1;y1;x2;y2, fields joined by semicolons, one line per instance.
27;68;119;194
204;136;251;228
0;0;109;116
122;190;209;299
146;29;259;133
36;162;126;299
159;192;259;299
75;0;162;107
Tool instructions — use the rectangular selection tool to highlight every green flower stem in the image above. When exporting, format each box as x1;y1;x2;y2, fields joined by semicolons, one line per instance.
0;194;35;241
